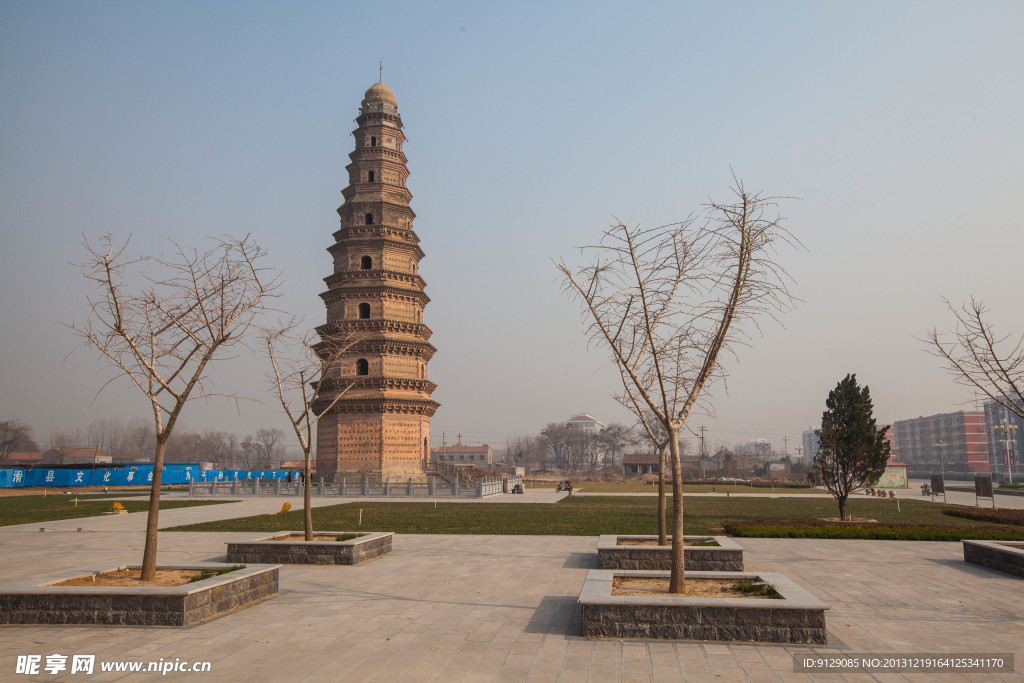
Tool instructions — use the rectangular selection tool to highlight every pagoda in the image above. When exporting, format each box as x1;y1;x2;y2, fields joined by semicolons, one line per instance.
315;81;438;480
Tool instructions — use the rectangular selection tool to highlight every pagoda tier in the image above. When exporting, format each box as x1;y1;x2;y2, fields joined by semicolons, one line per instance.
315;81;438;480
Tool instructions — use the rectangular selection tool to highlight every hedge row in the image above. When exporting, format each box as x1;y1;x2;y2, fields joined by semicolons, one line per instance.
942;507;1024;526
721;520;1024;541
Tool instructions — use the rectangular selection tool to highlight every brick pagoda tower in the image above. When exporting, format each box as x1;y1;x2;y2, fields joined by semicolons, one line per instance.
315;81;438;480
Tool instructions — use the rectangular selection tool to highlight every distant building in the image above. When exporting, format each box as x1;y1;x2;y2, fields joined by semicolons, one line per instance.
766;461;791;478
983;398;1024;479
566;414;605;433
40;448;112;465
623;453;660;476
623;452;702;477
4;452;42;466
431;442;493;467
734;439;773;458
891;411;990;473
708;448;758;475
801;429;820;463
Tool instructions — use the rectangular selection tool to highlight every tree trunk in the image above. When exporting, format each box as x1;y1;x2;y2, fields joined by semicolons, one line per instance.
838;494;847;522
667;427;685;594
140;438;167;581
303;448;313;541
657;445;667;546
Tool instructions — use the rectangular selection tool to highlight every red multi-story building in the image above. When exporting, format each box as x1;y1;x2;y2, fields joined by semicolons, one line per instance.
891;411;990;473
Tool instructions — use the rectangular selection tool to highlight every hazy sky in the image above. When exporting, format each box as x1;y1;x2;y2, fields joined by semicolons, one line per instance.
2;1;1022;454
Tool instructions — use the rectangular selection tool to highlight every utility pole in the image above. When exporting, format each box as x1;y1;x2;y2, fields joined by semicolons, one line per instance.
783;435;789;460
700;426;706;479
994;419;1018;485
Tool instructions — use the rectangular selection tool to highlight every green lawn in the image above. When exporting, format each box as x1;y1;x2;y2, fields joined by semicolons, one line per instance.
571;482;821;494
165;495;1016;538
0;495;233;527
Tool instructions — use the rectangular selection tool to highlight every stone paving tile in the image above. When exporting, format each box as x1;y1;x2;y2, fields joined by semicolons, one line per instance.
650;666;685;682
622;672;652;683
2;507;1024;681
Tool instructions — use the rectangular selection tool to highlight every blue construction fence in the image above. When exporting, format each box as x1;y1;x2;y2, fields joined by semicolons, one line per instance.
0;463;291;488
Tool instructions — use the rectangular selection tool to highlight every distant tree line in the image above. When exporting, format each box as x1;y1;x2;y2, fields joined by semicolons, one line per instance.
1;416;287;470
0;420;39;465
505;422;689;474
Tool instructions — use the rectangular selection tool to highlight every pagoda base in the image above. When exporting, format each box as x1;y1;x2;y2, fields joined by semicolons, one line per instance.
316;410;430;481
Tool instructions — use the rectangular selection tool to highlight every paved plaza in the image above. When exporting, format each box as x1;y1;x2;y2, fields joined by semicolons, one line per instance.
1;492;1022;681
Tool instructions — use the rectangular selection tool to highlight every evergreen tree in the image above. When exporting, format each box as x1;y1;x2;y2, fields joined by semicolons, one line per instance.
814;374;891;521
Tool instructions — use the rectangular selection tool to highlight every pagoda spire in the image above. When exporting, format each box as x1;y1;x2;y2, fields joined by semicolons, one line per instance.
314;82;438;480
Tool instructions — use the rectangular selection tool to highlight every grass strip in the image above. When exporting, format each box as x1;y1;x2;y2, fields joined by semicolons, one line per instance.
0;496;232;527
165;495;1015;538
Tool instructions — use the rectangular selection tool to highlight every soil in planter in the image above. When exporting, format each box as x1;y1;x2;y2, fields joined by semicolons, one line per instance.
53;569;204;588
997;543;1024;550
271;534;362;542
612;576;781;599
616;538;719;547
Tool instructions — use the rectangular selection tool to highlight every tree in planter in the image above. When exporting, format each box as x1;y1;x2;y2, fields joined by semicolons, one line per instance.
622;395;670;545
68;234;277;580
264;322;356;541
814;374;890;521
559;178;799;592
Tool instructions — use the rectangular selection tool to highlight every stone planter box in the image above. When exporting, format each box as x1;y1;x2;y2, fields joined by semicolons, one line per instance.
0;563;279;626
226;531;393;565
963;540;1024;578
597;535;744;571
580;569;828;644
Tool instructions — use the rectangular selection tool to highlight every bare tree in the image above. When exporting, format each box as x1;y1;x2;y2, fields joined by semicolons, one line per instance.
622;400;671;545
558;178;799;593
200;430;232;467
48;428;84;450
925;297;1024;419
254;427;284;469
0;420;38;464
124;416;155;461
86;418;126;460
507;434;542;474
265;321;356;541
67;233;278;580
239;437;259;469
597;423;634;469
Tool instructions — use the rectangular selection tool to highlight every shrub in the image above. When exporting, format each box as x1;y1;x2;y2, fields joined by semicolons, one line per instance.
734;580;781;598
943;508;1024;526
721;520;1024;541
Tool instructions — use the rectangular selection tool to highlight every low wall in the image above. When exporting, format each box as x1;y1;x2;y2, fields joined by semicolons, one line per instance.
190;477;507;498
597;535;744;571
0;563;279;626
580;569;828;644
963;540;1024;578
227;532;393;565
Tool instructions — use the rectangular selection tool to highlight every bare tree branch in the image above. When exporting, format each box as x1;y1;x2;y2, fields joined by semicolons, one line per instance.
264;318;358;540
65;233;280;580
923;297;1024;418
558;177;800;593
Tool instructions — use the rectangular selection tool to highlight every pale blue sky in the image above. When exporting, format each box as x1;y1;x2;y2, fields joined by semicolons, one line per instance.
2;1;1022;453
